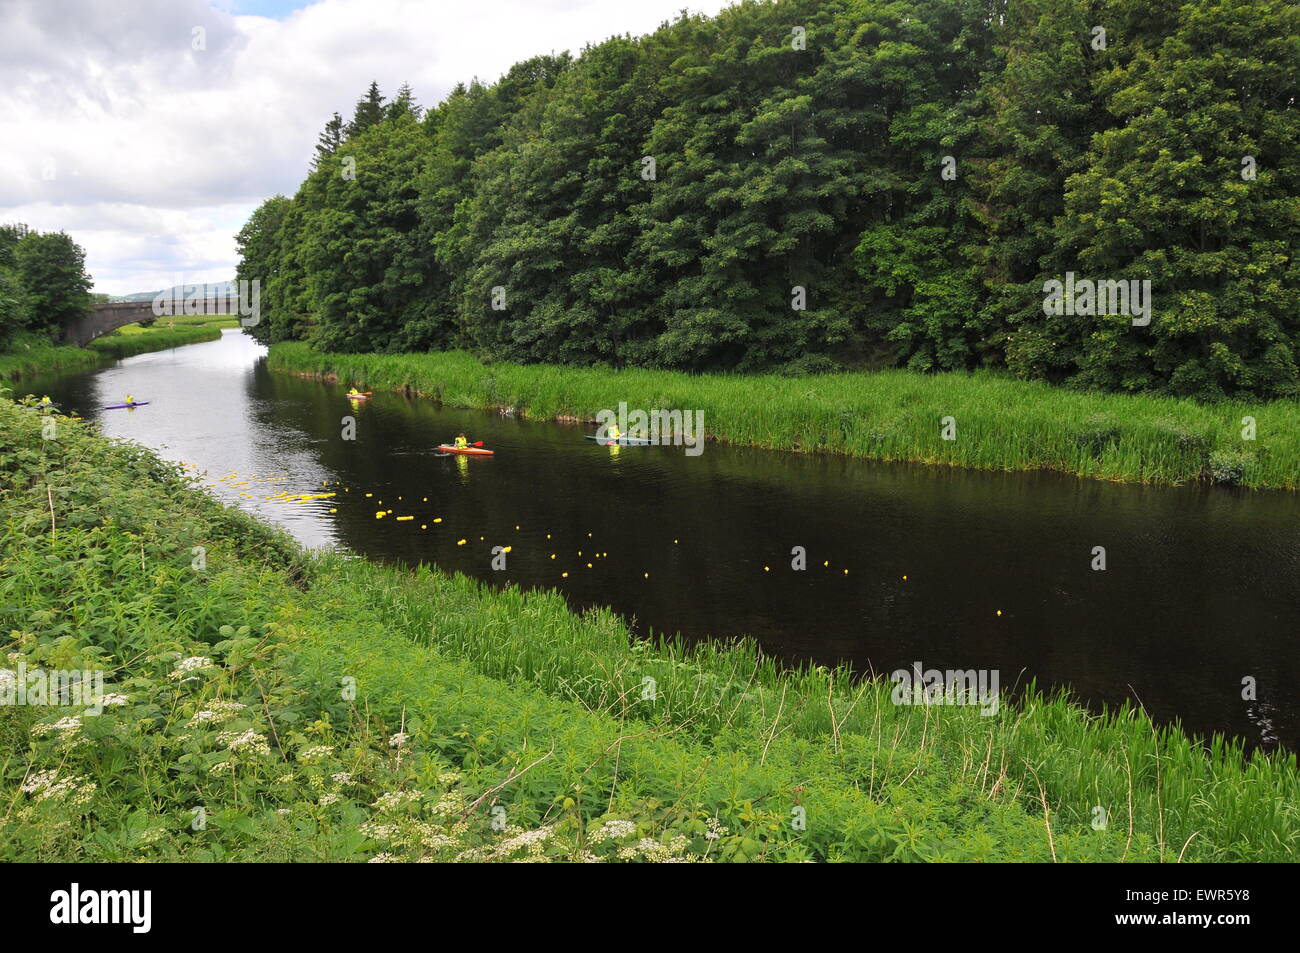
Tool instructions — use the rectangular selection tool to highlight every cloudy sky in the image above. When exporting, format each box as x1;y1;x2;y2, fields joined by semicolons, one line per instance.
0;0;733;295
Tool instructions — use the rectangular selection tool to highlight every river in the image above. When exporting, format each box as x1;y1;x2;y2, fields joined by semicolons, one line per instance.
18;329;1300;750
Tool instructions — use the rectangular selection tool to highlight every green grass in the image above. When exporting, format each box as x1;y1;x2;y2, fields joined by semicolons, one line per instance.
0;334;105;379
0;326;224;381
117;313;241;332
1;391;1296;861
269;343;1300;490
87;325;223;358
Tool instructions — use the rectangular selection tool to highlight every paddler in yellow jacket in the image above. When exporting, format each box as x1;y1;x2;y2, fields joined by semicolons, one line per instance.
453;433;469;449
608;423;621;441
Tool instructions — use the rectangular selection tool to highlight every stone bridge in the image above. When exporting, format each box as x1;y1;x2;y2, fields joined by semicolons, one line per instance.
65;298;239;347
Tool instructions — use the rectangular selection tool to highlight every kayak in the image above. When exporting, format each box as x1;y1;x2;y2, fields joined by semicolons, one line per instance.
585;434;652;446
104;402;150;409
345;392;372;400
436;444;494;456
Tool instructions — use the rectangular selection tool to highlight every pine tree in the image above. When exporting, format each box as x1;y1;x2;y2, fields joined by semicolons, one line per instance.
312;112;344;168
345;81;385;138
385;82;420;122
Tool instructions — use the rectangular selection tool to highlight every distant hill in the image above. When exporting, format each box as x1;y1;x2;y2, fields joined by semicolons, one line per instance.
110;281;237;303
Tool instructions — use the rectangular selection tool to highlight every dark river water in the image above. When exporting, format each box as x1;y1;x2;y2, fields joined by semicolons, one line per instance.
17;329;1300;750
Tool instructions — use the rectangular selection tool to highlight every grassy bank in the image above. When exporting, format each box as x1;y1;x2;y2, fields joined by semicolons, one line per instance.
0;326;224;381
2;395;1297;860
85;324;222;359
269;343;1300;490
115;313;241;332
0;336;105;379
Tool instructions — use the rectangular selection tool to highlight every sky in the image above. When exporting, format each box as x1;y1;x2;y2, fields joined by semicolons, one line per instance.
0;0;735;295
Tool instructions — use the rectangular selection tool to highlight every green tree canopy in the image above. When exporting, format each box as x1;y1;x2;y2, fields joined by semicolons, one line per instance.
237;0;1300;400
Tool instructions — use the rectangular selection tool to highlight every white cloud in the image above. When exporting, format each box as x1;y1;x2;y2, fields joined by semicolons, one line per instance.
0;0;735;294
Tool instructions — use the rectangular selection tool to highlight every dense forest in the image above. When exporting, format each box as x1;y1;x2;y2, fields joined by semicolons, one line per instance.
0;225;94;349
236;0;1300;401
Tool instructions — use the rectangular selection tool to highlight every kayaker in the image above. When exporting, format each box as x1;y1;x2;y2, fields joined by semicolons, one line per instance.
453;433;469;449
38;395;52;407
608;423;622;440
125;394;135;406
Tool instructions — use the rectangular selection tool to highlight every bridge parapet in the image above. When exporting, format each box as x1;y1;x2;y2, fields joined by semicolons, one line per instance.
65;298;240;347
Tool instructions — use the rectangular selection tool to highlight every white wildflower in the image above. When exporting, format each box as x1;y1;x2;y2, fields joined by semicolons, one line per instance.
192;701;245;724
496;826;554;855
372;790;422;812
217;728;270;755
359;822;399;841
417;828;458;851
634;838;675;862
298;745;333;763
169;656;215;681
22;770;96;806
429;792;463;817
593;819;637;842
21;769;60;795
32;715;85;743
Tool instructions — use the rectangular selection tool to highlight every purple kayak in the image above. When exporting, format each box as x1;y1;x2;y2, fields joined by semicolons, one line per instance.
103;401;150;410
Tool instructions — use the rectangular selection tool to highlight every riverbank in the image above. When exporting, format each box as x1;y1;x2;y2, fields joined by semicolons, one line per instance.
267;344;1300;491
0;335;105;379
0;326;223;381
85;324;223;359
2;394;1296;861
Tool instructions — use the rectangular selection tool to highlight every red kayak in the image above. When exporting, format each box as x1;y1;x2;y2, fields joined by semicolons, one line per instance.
437;444;494;456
